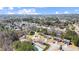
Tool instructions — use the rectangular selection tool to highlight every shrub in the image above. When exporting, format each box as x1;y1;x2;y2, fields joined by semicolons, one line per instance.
29;31;35;35
43;43;50;51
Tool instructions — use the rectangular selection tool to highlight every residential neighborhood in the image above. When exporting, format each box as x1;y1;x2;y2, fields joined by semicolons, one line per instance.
0;14;79;51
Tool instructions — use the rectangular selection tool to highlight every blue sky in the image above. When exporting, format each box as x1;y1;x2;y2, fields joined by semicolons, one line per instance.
0;7;79;14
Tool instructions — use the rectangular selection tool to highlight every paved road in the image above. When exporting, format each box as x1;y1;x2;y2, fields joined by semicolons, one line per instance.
47;43;60;51
62;44;79;51
47;42;79;51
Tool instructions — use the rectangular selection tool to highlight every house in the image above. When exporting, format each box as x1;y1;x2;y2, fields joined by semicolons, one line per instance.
54;37;63;42
55;31;62;36
63;39;71;45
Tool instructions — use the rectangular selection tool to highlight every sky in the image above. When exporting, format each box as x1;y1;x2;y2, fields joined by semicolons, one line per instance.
0;7;79;14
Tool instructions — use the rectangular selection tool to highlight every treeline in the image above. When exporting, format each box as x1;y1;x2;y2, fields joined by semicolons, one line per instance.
0;31;19;51
61;29;79;46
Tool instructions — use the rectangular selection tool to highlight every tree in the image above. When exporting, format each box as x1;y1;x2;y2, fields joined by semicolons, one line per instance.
29;31;35;35
61;33;65;39
41;28;48;35
13;41;35;51
71;26;75;30
64;29;79;46
0;31;19;51
52;31;56;36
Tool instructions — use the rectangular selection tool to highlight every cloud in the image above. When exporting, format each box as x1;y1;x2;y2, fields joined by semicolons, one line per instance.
75;9;79;12
7;12;15;14
55;11;59;14
55;11;69;14
5;8;40;15
0;7;3;10
17;8;40;15
9;7;14;10
64;11;69;14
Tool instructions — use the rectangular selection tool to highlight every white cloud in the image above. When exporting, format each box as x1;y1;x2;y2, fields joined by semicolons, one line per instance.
75;9;79;12
6;8;40;15
9;7;14;10
17;8;40;15
55;11;59;14
8;12;15;14
0;7;3;10
64;11;69;14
